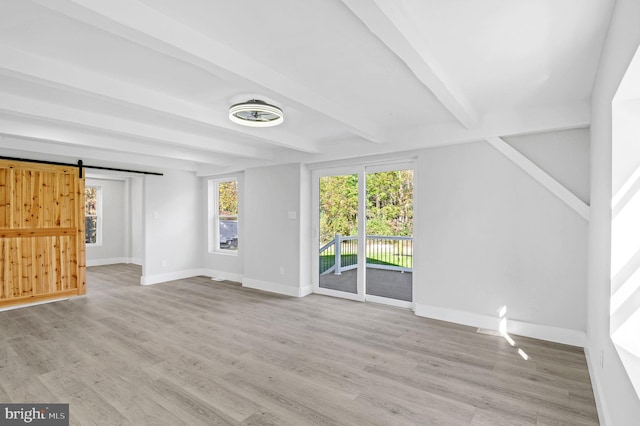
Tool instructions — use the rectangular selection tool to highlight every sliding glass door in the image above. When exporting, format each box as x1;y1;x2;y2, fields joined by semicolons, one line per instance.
312;162;414;307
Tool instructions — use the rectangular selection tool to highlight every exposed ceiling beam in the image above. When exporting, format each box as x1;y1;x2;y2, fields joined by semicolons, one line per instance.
0;114;231;167
0;45;319;154
390;102;590;149
486;136;590;220
0;135;205;173
300;102;590;163
32;0;382;143
194;157;284;178
0;92;272;160
341;0;478;129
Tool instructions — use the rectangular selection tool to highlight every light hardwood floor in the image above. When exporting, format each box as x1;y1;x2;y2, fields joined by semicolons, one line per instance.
0;264;598;425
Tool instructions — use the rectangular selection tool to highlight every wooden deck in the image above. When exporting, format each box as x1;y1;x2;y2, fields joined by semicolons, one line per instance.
320;268;413;301
0;264;599;425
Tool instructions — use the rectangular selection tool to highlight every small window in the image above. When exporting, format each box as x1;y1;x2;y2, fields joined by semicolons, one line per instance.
85;186;102;245
210;178;238;253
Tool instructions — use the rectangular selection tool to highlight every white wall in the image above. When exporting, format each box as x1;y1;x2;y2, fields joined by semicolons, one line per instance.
415;140;588;344
130;176;143;264
85;178;126;265
141;170;201;285
243;163;311;297
299;165;312;290
201;172;244;282
503;128;590;204
85;176;143;267
588;0;640;423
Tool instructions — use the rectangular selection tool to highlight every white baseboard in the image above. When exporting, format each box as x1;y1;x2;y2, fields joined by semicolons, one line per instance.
139;270;313;299
415;304;500;329
242;278;312;298
200;269;244;283
507;318;585;347
87;257;142;267
300;284;313;297
140;269;203;286
414;303;585;347
87;257;128;267
365;294;414;309
584;346;610;426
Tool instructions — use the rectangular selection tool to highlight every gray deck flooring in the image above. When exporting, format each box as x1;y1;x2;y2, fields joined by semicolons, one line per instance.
320;268;413;301
0;264;599;425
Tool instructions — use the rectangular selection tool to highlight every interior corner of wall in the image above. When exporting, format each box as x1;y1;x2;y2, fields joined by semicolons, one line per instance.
584;346;612;426
242;278;311;298
200;268;243;284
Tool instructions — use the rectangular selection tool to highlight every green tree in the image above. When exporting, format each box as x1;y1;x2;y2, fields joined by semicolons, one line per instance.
319;174;358;244
85;187;98;244
366;170;413;236
318;170;413;244
218;181;238;216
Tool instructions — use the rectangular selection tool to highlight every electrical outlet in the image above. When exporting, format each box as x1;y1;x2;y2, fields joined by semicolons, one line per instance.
279;266;285;275
162;260;167;268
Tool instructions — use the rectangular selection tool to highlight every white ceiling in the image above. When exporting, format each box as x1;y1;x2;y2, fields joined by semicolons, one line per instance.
0;0;614;175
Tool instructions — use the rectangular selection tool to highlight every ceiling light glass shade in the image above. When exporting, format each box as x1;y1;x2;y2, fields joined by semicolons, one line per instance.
229;99;284;127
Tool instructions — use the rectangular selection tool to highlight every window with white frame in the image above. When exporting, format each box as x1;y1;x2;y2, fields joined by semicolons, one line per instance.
85;186;102;245
209;178;239;253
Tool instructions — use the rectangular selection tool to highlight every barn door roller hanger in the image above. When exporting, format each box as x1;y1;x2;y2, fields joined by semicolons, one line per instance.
0;156;163;178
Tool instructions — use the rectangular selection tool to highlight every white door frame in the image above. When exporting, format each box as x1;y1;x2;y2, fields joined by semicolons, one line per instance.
311;160;416;309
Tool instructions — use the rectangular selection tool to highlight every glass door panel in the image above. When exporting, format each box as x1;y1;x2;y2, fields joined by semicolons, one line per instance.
318;174;360;295
365;168;414;303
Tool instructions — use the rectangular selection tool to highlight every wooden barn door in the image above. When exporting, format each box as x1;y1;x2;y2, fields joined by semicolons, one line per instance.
0;160;86;308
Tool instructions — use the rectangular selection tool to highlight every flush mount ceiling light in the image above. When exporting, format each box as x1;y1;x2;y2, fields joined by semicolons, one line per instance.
229;99;284;127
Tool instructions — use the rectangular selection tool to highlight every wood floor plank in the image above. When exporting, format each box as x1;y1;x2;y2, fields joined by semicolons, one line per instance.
355;386;473;425
85;367;189;426
8;335;62;375
240;410;298;426
0;342;42;393
239;348;367;400
38;366;134;426
364;362;540;423
413;359;572;407
143;378;239;426
147;359;261;422
222;370;341;425
0;379;12;402
360;372;477;423
471;408;536;426
0;264;599;425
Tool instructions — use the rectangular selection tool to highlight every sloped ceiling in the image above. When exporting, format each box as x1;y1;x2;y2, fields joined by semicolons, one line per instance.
0;0;614;175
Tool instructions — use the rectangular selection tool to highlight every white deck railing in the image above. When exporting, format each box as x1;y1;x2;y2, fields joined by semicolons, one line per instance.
319;234;412;275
